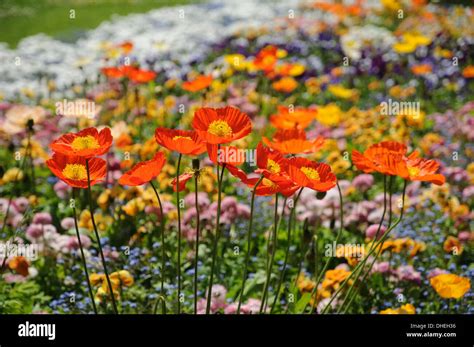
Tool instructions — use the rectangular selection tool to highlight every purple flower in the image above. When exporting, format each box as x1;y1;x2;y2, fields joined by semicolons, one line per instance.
352;174;374;192
366;224;387;240
32;212;52;225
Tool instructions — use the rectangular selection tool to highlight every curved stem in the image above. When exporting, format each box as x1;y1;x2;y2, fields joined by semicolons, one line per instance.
175;153;182;314
205;161;226;314
193;173;200;314
237;175;264;314
321;180;407;314
307;182;345;314
85;159;118;314
338;176;388;313
260;193;279;313
150;181;166;315
72;188;98;314
270;188;303;313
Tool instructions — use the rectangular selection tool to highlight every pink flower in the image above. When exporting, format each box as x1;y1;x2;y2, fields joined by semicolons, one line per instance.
352;174;374;192
53;180;70;199
372;261;390;274
366;224;387;240
60;217;75;230
427;268;449;279
26;224;44;240
32;212;52;225
67;234;91;250
13;197;29;213
458;231;472;243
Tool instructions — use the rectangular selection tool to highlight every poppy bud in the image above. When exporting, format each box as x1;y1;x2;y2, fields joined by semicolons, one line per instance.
316;191;326;200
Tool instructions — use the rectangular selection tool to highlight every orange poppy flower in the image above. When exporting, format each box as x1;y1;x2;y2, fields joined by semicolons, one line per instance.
119;41;134;54
50;127;113;158
269;106;315;130
118;152;166;186
171;172;194;192
101;65;136;79
129;68;157;84
402;152;445;185
255;142;289;177
46;153;106;188
272;77;298;93
192;106;252;145
252;45;279;74
288;157;337;192
411;64;432;75
462;65;474;79
182;75;213;92
352;141;407;176
154;128;207;155
262;129;324;155
8;256;29;277
246;175;298;197
207;144;246;167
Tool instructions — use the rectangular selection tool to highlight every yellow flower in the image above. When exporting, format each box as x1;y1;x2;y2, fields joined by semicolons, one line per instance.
122;198;145;216
380;303;416;314
224;54;248;71
2;168;24;183
328;84;358;100
430;274;471;299
316;103;342;126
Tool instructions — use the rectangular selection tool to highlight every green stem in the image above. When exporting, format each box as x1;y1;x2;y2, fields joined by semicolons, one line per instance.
270;188;303;313
193;172;200;314
205;161;226;314
260;193;279;313
176;153;182;314
85;159;119;314
72;188;98;314
321;180;407;314
150;181;166;315
339;176;388;313
307;182;345;314
237;175;264;314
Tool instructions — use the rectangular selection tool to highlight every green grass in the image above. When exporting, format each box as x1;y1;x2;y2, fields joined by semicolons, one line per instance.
0;0;199;48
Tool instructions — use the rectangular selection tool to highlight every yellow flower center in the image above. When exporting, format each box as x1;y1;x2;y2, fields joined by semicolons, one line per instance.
301;166;320;180
172;136;192;141
71;135;100;151
407;166;420;177
207;120;233;137
62;164;87;180
267;159;281;174
262;178;276;188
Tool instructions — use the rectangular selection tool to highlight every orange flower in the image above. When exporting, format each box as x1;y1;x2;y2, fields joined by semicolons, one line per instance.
8;256;29;277
247;175;299;197
403;152;446;185
207;144;246;167
46;153;106;188
182;75;213;92
262;129;324;155
171;172;194;192
118;152;166;186
154;128;207;155
269;106;315;130
352;141;407;176
443;236;463;255
192;106;252;145
129;68;156;84
252;45;279;74
50;127;113;158
411;64;432;75
101;65;136;79
119;41;133;54
288;157;337;192
272;77;298;93
430;274;470;299
462;65;474;79
255;142;289;177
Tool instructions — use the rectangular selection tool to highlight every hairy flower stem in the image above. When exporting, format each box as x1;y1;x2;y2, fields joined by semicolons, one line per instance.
306;182;345;314
340;176;391;313
193;172;200;314
72;188;98;314
321;180;407;314
260;193;279;313
85;159;119;314
270;188;303;313
175;153;182;314
205;160;226;314
237;175;264;314
150;181;166;315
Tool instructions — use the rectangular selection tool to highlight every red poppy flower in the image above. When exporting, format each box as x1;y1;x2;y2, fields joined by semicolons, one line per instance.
255;142;289;177
171;172;194;192
192;106;252;145
50;127;113;158
287;157;337;192
101;65;136;79
46;153;106;188
155;128;207;155
269;106;315;130
262;129;324;155
182;75;213;92
118;152;166;186
207;144;246;166
352;141;407;176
